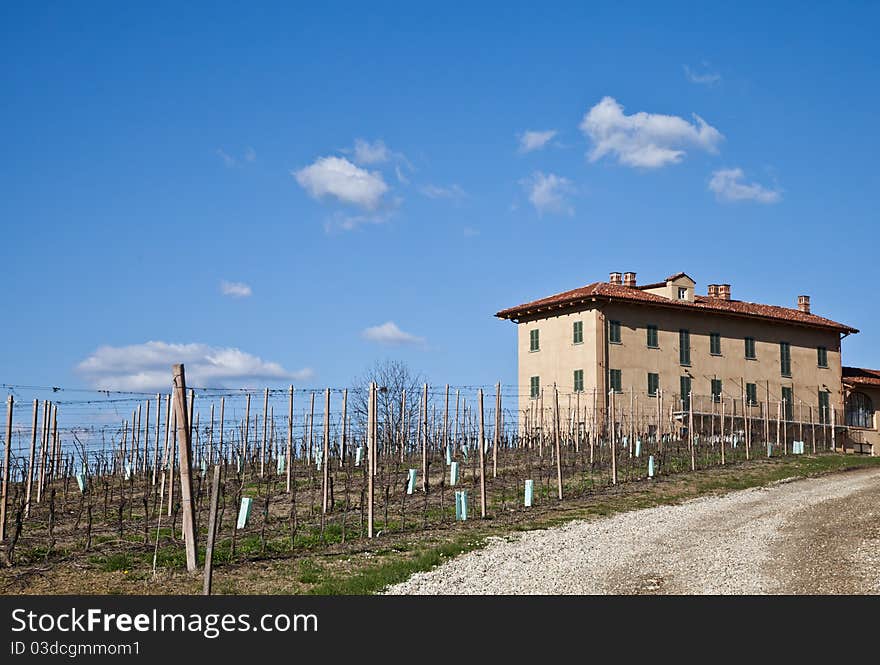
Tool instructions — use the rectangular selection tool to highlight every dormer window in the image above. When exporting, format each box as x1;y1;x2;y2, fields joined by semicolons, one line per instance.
678;287;687;300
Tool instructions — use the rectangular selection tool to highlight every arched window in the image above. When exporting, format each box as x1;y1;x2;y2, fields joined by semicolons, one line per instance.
845;391;874;429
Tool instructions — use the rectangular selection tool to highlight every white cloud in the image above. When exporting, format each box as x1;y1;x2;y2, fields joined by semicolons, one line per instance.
395;164;410;185
352;138;391;165
76;341;313;391
518;129;557;153
294;156;389;210
684;63;721;86
419;183;466;200
520;171;574;216
708;168;781;204
361;322;425;346
216;148;236;167
579;96;723;168
220;280;252;298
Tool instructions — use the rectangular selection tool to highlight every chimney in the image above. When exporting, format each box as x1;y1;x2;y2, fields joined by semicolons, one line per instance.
609;272;622;286
623;271;637;288
718;284;731;301
798;295;811;313
707;284;719;298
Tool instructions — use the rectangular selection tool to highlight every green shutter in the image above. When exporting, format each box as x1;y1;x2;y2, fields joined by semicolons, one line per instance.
573;369;584;393
782;386;793;419
573;321;583;344
609;320;621;343
746;383;757;406
780;342;791;376
711;378;722;401
745;337;756;359
609;369;621;393
679;329;690;365
647;372;659;396
680;376;692;409
530;376;540;399
710;333;721;355
647;325;658;348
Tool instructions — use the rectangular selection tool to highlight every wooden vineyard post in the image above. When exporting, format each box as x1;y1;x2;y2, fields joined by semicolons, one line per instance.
0;395;11;543
218;397;224;469
25;399;38;517
151;394;161;485
554;385;563;500
688;393;695;472
261;387;269;477
609;389;617;485
286;386;293;493
421;383;428;492
478;389;487;518
202;463;222;595
172;364;198;572
720;397;725;465
443;385;450;468
367;382;375;538
340;389;348;468
493;382;500;478
243;393;250;471
322;388;330;514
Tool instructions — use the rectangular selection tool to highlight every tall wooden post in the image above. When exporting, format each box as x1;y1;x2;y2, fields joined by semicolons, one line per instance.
688;393;695;471
478;389;487;517
172;364;198;572
421;383;428;492
493;382;500;478
218;397;225;467
0;396;12;542
554;385;563;500
340;389;347;468
260;387;269;477
322;388;330;514
367;382;375;538
609;389;617;485
286;386;293;493
151;393;161;484
25;399;38;517
243;393;250;470
720;397;726;465
202;464;222;595
443;384;450;465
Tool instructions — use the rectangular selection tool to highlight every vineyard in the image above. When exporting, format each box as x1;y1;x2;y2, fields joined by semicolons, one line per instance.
0;364;847;593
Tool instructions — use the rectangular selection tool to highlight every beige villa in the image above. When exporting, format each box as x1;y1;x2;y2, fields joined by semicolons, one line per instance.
496;271;878;454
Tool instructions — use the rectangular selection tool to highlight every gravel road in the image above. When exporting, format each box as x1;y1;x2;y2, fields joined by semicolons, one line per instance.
385;468;880;595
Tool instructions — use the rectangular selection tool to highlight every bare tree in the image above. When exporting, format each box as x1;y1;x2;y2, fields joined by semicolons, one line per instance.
351;360;424;453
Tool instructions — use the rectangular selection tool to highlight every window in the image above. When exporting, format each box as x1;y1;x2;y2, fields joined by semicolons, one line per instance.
818;390;831;425
573;320;583;345
817;346;828;368
679;329;691;366
711;378;722;402
782;386;793;420
745;337;756;360
530;376;540;399
646;325;659;348
678;287;687;300
746;383;758;406
647;372;659;397
573;369;584;393
609;320;622;344
845;392;872;428
609;369;622;393
780;342;791;377
529;329;539;352
710;332;722;356
680;376;692;410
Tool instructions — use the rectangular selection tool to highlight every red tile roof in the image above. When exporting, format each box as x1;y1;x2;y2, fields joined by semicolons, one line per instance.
495;279;858;334
843;366;880;387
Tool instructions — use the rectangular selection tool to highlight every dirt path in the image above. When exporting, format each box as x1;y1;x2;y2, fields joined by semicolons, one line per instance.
386;468;880;595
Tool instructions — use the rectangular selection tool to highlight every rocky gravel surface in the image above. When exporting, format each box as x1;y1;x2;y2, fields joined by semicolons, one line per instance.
385;468;880;595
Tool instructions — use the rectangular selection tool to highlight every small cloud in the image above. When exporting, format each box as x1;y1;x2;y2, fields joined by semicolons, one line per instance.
361;321;425;346
216;148;236;168
579;96;723;168
684;63;721;86
419;183;466;200
220;280;253;298
708;168;781;204
352;138;391;165
294;156;389;211
395;165;410;185
520;171;574;216
76;341;312;391
518;129;558;153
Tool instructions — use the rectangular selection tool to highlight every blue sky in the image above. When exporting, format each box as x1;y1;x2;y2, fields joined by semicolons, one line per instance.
2;1;879;393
